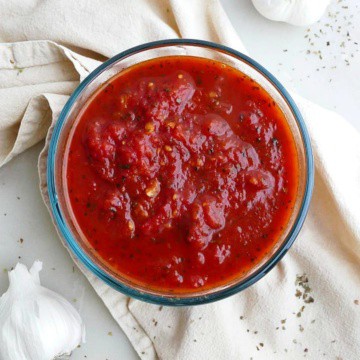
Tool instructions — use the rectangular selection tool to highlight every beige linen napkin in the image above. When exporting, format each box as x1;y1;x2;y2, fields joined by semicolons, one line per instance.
1;1;360;359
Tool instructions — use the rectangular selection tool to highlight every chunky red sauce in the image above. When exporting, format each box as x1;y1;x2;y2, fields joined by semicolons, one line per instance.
65;56;298;292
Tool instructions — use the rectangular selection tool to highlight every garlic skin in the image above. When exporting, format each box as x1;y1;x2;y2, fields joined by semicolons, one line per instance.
252;0;331;26
0;261;85;360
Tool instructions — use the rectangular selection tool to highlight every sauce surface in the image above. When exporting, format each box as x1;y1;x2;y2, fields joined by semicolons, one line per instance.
66;56;298;292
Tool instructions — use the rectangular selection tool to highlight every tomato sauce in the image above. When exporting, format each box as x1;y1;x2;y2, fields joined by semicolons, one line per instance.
65;56;298;292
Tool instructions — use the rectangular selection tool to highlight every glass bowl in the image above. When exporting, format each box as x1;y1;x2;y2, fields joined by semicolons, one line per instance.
47;39;314;306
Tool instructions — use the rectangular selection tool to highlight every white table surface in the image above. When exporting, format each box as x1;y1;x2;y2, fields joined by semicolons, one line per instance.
0;1;359;359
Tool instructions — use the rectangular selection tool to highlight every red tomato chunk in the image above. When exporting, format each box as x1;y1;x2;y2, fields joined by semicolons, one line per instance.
66;56;298;292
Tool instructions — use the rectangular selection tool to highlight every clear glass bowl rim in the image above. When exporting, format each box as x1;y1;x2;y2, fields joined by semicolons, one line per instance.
47;39;314;306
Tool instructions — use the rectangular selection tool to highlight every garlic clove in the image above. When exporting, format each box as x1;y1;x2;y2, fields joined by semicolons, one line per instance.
29;260;42;284
0;262;85;360
252;0;331;27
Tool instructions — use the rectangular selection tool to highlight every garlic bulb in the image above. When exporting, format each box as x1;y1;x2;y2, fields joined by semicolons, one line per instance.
0;261;85;360
252;0;331;26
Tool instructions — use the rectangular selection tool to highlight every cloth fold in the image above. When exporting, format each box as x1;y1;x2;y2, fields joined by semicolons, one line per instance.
1;1;359;359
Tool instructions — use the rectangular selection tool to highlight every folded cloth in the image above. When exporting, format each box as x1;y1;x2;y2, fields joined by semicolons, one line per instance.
1;1;360;359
